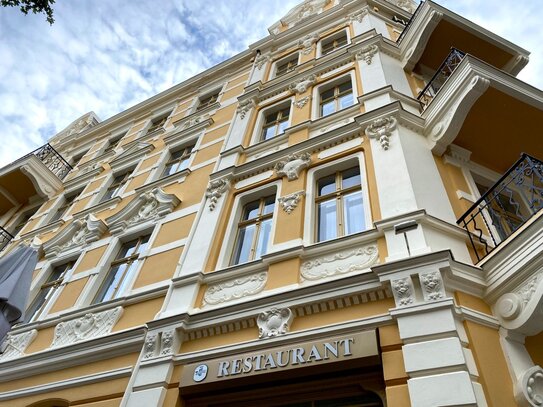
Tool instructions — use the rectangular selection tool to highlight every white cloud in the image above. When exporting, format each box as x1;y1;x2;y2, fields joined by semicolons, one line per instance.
0;0;540;166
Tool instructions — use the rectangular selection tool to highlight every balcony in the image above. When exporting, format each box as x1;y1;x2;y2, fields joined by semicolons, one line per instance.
457;154;543;261
0;143;71;217
418;48;465;108
0;226;13;252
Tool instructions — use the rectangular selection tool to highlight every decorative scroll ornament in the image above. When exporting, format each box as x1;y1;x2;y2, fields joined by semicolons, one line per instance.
203;272;268;306
420;271;444;301
294;96;311;109
44;214;107;258
205;178;231;211
0;330;37;361
274;152;311;181
278;191;305;214
281;0;330;27
257;308;294;339
365;117;397;150
517;365;543;406
356;44;379;65
496;273;542;321
143;333;158;359
301;245;379;281
51;307;123;348
237;98;257;119
105;187;180;234
254;52;271;70
289;74;317;94
349;8;368;23
396;0;416;13
391;277;414;306
298;33;319;54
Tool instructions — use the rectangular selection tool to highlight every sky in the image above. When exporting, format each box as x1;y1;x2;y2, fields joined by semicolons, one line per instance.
0;0;541;166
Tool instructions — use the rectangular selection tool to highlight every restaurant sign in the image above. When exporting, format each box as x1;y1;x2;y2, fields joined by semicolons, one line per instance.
181;330;378;385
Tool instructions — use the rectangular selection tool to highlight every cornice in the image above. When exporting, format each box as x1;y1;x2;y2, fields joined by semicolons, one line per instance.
63;166;105;191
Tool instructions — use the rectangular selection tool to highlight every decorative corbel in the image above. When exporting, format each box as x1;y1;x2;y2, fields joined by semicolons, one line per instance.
365;117;397;150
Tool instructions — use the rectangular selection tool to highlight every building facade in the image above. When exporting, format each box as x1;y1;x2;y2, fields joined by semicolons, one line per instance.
0;0;541;405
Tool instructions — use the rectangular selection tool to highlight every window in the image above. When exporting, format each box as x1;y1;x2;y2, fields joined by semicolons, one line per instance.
261;106;291;141
231;196;275;265
101;171;131;202
92;235;150;303
49;193;78;223
197;91;220;110
103;135;123;155
162;145;194;177
275;55;298;77
319;80;354;117
25;261;75;322
316;167;365;242
146;113;170;134
10;208;39;237
321;31;348;56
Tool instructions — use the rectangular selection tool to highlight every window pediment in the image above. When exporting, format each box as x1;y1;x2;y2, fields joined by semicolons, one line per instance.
110;141;154;170
43;214;107;259
105;187;181;234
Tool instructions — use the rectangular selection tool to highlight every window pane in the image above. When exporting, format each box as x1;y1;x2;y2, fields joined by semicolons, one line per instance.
115;261;138;296
278;121;288;134
318;175;336;196
138;235;151;254
25;288;51;322
321;100;335;117
343;191;365;235
255;218;272;259
265;111;278;124
232;224;256;265
177;157;190;171
95;264;125;303
243;201;260;220
338;81;352;93
321;88;334;101
262;125;276;141
342;167;361;189
163;162;177;176
318;199;337;242
339;92;354;110
118;239;139;259
263;196;275;215
280;107;291;119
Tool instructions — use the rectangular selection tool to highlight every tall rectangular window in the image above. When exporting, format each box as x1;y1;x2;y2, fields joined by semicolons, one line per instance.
146;114;170;135
93;235;150;303
197;91;220;110
231;196;275;265
316;167;365;242
101;171;131;202
50;192;79;222
103;134;124;155
321;32;348;55
162;145;194;177
261;107;290;141
25;261;75;322
319;80;354;117
275;55;298;77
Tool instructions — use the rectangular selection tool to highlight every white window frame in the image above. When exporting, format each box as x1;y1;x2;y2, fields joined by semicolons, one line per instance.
151;133;202;183
270;52;301;79
250;97;294;145
190;83;225;114
77;223;159;307
311;70;358;120
316;28;350;59
216;181;281;269
93;166;135;205
303;152;372;245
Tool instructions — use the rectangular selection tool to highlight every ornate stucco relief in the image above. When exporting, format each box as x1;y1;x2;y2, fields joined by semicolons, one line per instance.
278;190;305;214
391;277;415;306
51;307;123;348
205;177;231;211
257;308;294;339
203;272;268;307
289;75;317;94
275;152;311;181
298;33;319;55
294;96;311;109
0;330;37;361
237;98;257;119
420;271;445;301
300;245;379;282
365;117;397;150
356;44;379;65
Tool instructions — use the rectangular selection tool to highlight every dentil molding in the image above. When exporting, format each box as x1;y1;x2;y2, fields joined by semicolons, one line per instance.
202;272;268;307
257;307;294;339
205;177;231;211
365;116;397;150
300;245;379;282
274;152;311;181
51;307;123;348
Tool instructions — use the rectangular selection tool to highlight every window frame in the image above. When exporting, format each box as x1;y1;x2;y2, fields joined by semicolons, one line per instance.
48;190;81;223
250;98;294;145
303;152;372;245
311;71;358;120
99;169;133;203
197;90;221;111
216;181;281;268
316;29;350;58
161;144;196;178
271;52;301;79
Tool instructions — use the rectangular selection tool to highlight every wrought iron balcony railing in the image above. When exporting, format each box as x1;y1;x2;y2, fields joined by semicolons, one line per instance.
9;143;72;180
0;226;14;252
396;1;423;44
457;154;543;262
417;48;466;109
